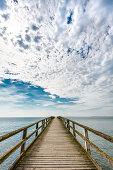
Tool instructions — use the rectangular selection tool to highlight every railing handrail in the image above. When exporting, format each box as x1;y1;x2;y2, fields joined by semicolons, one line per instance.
0;117;51;142
0;116;54;166
58;116;113;168
59;116;113;143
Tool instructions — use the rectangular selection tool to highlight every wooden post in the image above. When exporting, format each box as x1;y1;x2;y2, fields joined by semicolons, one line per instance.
63;118;65;125
42;120;43;131
69;121;70;130
36;123;38;137
46;118;47;126
84;129;90;152
64;119;66;126
67;119;68;128
43;119;45;128
21;128;27;153
67;120;70;130
73;122;76;137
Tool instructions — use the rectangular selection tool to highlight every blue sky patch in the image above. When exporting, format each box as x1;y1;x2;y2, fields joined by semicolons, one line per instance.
0;0;7;10
0;79;77;108
34;36;41;43
13;0;18;3
17;39;29;50
76;46;92;59
67;10;73;24
2;14;9;20
32;25;38;31
25;34;31;42
67;48;73;54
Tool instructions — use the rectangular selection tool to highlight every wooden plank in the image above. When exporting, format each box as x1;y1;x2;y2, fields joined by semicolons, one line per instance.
18;162;96;165
15;118;98;169
17;165;97;168
16;168;97;170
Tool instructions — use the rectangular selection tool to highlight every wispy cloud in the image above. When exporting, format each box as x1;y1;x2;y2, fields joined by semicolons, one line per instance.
0;86;27;105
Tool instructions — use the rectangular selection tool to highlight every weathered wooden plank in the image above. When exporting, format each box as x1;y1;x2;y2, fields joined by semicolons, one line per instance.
17;165;97;168
23;157;91;160
15;118;98;169
18;162;96;165
16;168;97;170
22;159;92;162
19;162;95;165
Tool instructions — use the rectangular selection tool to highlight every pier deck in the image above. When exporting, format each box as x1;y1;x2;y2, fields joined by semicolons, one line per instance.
16;118;97;169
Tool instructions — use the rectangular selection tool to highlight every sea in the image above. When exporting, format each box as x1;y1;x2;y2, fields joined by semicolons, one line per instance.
0;117;113;170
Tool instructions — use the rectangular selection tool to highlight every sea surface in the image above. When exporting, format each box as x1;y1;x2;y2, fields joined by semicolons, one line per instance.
0;117;113;170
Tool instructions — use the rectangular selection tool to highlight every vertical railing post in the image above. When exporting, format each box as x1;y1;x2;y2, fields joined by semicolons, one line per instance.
46;118;47;126
41;120;43;131
73;122;76;137
67;120;70;130
68;120;70;130
21;128;27;153
64;118;66;126
42;120;44;131
36;123;38;137
67;119;68;128
84;129;90;152
44;119;45;128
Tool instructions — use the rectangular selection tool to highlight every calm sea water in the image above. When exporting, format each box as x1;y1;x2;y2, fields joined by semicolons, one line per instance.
0;117;113;170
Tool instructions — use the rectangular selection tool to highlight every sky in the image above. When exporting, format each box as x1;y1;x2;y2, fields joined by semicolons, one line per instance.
0;0;113;117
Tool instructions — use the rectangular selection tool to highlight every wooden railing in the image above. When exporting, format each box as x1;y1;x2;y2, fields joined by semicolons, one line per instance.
0;116;54;169
58;116;113;168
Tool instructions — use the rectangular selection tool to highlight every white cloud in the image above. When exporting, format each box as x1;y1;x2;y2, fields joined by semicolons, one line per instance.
49;95;56;99
33;99;55;107
0;80;3;84
0;87;27;104
0;0;113;116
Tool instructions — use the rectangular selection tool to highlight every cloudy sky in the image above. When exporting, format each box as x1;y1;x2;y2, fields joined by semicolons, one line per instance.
0;0;113;117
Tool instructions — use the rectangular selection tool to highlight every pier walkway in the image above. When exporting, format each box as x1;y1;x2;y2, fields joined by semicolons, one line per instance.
16;118;97;169
0;116;113;169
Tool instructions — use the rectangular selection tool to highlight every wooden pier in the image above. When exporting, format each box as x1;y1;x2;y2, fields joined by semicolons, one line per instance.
16;118;97;169
0;116;113;169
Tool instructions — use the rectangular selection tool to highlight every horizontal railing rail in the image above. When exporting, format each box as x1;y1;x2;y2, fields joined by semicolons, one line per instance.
58;116;113;168
0;116;54;167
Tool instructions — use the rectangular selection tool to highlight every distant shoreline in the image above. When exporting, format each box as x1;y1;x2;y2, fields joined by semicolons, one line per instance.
0;116;113;118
